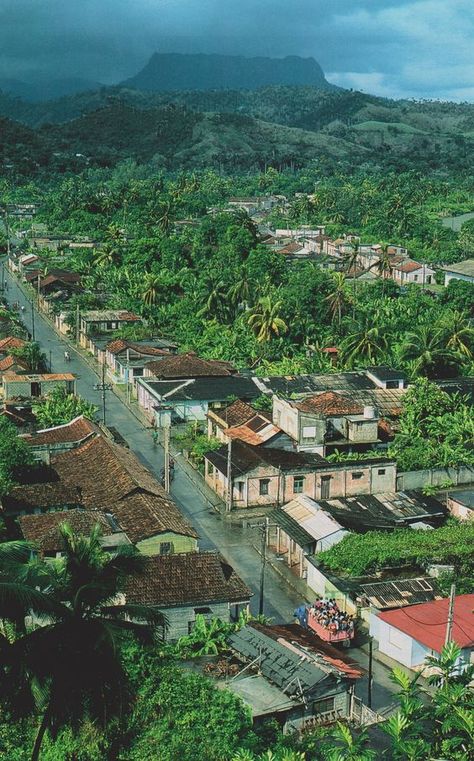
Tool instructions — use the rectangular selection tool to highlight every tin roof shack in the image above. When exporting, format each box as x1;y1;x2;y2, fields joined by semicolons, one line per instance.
225;623;362;732
268;491;446;582
204;440;396;511
2;373;76;399
124;551;251;641
372;594;474;671
358;577;443;635
78;310;141;351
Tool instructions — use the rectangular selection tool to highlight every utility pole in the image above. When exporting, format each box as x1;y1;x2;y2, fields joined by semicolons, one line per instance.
49;350;52;372
163;424;171;493
367;636;373;708
258;519;268;616
75;303;80;345
126;348;131;406
445;583;456;645
94;362;112;426
226;437;233;513
30;299;35;341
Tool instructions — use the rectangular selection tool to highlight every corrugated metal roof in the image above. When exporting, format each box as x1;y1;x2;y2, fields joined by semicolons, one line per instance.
359;577;442;610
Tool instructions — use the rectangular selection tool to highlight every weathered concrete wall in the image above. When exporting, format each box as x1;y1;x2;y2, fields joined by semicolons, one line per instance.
396;466;474;491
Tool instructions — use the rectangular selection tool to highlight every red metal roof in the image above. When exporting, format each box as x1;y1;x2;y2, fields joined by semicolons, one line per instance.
378;594;474;652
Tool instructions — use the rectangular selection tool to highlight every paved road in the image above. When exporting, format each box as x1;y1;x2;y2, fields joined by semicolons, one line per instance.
442;211;474;232
2;262;399;710
2;262;303;622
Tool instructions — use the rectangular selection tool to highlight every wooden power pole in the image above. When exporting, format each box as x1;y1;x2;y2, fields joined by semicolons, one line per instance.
445;583;456;645
226;438;233;513
164;425;171;493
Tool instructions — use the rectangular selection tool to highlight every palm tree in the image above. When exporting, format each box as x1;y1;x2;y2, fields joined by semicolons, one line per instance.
142;273;162;308
341;324;389;367
247;296;288;343
96;224;124;267
2;525;164;761
227;268;253;311
439;310;474;359
325;273;350;325
11;341;46;373
197;279;231;322
156;200;175;235
400;325;459;378
0;541;56;641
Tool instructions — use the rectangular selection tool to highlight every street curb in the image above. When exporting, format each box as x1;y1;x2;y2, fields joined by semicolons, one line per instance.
173;452;224;512
252;542;311;604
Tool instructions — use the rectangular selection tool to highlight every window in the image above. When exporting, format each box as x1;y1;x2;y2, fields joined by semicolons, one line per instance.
414;275;419;282
236;481;244;498
159;541;173;555
302;425;316;440
388;626;405;649
351;472;363;480
378;468;386;475
313;696;335;715
189;607;212;633
293;476;305;494
259;479;270;496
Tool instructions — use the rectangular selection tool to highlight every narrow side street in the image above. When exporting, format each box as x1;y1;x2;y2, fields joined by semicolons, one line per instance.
2;261;400;710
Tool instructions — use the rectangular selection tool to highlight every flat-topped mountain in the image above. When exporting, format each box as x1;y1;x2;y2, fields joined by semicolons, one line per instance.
122;52;334;92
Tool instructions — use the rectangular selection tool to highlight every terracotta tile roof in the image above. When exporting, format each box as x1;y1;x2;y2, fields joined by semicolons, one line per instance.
114;492;197;544
394;260;423;273
378;594;474;652
19;509;114;552
0;355;30;372
210;399;259;429
277;242;305;255
0;403;36;428
0;337;27;352
145;352;236;379
52;436;197;542
296;391;363;416
106;339;169;357
226;415;282;446
3;372;75;382
2;482;83;513
125;551;252;607
23;415;98;447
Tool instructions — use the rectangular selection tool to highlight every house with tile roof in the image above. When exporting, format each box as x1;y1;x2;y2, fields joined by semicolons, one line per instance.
19;508;130;557
51;435;198;555
143;351;236;380
273;391;381;456
391;260;435;286
204;439;396;510
371;594;474;670
207;400;291;449
124;551;251;640
104;337;177;384
22;414;99;461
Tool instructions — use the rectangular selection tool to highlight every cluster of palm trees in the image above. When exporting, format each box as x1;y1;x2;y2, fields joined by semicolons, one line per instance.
0;525;163;760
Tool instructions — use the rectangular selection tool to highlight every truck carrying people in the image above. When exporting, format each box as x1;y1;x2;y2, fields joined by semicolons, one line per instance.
294;599;355;644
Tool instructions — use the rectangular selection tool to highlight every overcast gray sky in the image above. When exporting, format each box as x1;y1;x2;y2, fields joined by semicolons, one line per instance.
0;0;473;100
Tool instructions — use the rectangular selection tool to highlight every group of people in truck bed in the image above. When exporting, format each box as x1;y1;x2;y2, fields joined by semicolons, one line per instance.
309;599;355;634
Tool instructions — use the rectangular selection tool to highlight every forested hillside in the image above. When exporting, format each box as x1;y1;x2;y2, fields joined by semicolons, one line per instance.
2;85;474;173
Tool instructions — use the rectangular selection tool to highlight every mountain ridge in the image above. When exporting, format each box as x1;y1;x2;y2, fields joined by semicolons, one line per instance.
122;52;334;92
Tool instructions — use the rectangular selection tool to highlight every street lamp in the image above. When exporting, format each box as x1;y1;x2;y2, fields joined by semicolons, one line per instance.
93;363;112;426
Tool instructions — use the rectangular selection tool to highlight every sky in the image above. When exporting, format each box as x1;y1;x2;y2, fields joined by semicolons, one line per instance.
0;0;473;100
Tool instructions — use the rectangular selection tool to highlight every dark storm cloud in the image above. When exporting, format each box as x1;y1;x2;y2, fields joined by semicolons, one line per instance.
0;0;473;99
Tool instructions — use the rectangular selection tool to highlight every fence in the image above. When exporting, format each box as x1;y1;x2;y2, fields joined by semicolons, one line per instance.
396;465;474;491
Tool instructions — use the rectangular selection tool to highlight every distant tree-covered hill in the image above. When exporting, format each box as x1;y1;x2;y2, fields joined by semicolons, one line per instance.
122;53;333;92
2;87;474;175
